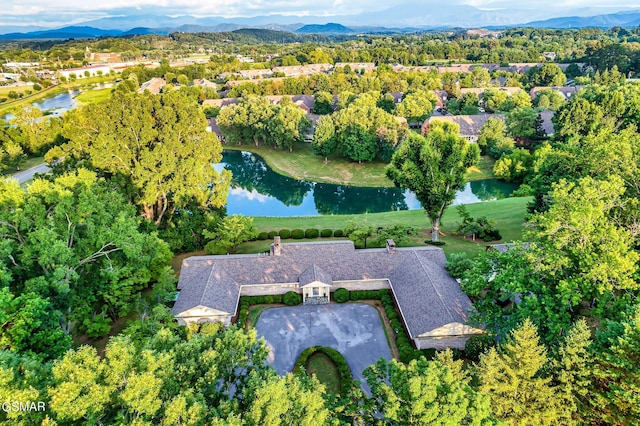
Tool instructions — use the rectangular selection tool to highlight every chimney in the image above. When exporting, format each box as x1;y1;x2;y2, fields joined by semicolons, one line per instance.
270;236;282;256
386;239;396;254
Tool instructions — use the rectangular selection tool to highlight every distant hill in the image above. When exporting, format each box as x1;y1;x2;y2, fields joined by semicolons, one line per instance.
296;23;354;35
0;25;124;40
524;10;640;28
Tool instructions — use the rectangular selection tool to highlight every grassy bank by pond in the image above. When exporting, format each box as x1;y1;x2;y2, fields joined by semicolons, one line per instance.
0;76;117;116
248;196;530;258
223;143;495;188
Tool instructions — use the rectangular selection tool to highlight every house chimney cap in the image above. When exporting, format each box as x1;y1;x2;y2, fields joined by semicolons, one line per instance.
386;239;396;253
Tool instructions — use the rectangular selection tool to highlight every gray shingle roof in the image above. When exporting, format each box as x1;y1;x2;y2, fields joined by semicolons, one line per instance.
174;241;475;336
173;262;240;315
428;113;505;137
299;264;333;287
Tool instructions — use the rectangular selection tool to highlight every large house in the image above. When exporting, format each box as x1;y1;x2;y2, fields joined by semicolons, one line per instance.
423;113;505;142
424;110;555;141
173;239;483;350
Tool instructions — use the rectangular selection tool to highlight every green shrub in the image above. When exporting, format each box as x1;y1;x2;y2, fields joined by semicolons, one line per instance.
257;231;269;240
204;241;229;255
333;288;349;303
465;334;496;362
83;313;112;339
283;291;302;306
279;229;291;239
511;183;534;197
305;228;319;238
446;252;474;279
291;229;305;239
268;231;278;239
333;229;344;237
320;229;333;237
293;346;319;373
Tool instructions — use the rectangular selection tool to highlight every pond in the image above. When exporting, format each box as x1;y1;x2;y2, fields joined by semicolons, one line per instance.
1;89;80;121
217;150;518;217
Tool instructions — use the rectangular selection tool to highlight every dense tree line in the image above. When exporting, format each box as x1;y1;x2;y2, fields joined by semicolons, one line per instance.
311;92;409;163
216;95;311;151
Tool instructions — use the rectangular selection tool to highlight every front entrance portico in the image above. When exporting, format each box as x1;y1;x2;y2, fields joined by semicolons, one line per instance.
299;264;332;305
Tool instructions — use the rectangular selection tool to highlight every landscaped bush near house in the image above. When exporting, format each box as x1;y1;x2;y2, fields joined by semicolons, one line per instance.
283;291;302;306
268;230;278;239
333;288;349;303
465;334;496;362
305;228;320;238
204;241;228;255
257;232;269;240
320;229;333;237
333;229;344;237
291;229;305;239
446;252;474;279
279;229;291;239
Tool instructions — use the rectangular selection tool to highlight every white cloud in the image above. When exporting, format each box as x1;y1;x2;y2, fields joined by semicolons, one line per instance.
2;1;639;27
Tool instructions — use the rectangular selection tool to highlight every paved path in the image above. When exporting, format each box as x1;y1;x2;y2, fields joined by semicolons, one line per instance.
255;303;392;389
9;163;50;184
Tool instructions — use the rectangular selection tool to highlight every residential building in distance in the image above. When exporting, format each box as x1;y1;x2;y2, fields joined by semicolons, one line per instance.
424;113;505;142
138;77;166;95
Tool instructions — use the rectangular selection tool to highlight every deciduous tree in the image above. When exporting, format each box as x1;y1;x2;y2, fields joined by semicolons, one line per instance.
386;128;479;241
47;90;231;226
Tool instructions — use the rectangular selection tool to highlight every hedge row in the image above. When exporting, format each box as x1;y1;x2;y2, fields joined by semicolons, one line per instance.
375;291;425;363
236;294;287;328
293;346;353;395
254;229;345;240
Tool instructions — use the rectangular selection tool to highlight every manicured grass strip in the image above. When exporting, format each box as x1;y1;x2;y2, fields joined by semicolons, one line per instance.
251;197;531;258
248;305;268;328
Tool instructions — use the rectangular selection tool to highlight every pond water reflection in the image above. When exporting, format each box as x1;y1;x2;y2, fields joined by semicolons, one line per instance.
1;90;80;121
218;150;518;217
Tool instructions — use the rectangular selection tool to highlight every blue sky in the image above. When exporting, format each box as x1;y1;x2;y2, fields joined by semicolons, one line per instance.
2;1;639;28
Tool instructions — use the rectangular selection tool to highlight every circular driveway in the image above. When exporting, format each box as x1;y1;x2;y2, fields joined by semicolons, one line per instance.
255;303;393;386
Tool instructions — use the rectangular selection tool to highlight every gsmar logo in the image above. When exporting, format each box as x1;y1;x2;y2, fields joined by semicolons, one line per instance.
1;401;46;412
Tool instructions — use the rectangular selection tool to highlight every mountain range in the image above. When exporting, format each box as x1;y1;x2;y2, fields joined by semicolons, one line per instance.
1;9;639;39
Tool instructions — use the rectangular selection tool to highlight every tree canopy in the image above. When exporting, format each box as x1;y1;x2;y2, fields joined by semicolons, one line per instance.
46;90;231;226
386;126;479;241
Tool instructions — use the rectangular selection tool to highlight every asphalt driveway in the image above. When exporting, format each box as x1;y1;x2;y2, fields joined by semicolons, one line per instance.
255;303;392;387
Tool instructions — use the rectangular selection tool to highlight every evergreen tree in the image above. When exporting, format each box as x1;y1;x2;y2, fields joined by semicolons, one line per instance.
476;319;562;425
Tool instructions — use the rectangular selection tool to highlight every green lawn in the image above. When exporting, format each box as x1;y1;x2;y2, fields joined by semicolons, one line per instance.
305;352;342;395
0;85;36;96
0;76;118;116
75;88;112;104
1;156;45;177
224;143;393;187
250;196;531;258
224;143;496;188
248;305;269;328
465;156;495;181
0;85;66;116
